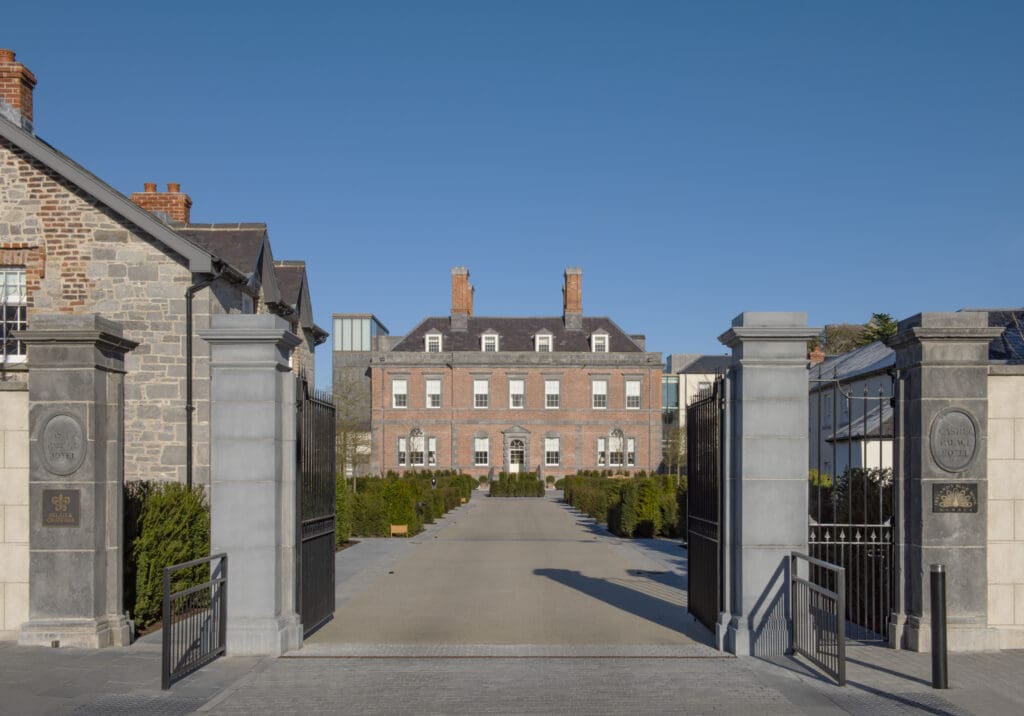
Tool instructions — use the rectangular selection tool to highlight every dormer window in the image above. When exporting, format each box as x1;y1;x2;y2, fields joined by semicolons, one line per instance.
482;333;499;352
591;332;609;353
425;333;442;353
535;333;552;352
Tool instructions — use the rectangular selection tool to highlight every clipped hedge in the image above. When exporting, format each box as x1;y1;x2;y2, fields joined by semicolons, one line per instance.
489;472;545;497
336;477;354;546
344;471;474;537
563;473;686;539
128;481;210;628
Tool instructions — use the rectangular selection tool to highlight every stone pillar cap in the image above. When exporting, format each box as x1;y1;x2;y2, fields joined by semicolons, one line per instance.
15;313;138;352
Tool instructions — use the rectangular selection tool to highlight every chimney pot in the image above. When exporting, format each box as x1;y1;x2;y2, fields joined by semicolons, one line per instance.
131;182;192;224
0;48;37;129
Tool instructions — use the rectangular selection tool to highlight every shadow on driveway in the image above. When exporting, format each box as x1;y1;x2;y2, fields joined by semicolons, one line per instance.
534;568;714;646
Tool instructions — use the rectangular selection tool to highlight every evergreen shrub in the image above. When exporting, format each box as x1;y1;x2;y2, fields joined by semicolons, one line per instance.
129;481;210;628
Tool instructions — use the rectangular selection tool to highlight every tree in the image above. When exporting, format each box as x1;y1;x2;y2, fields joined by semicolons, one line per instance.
334;368;372;483
662;424;686;478
859;313;898;346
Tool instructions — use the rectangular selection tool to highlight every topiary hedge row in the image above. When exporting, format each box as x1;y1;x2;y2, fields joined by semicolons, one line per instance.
562;473;686;539
488;472;545;497
340;471;475;538
124;481;210;629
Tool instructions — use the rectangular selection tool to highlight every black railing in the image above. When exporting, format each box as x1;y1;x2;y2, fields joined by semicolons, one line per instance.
161;553;227;690
791;551;846;686
686;377;723;632
296;374;336;637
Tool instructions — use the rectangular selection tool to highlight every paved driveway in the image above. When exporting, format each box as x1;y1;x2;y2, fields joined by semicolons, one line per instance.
304;494;715;655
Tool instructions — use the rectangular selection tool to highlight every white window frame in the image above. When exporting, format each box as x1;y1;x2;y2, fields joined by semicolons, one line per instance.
545;379;560;409
608;434;623;466
410;433;425;466
481;333;499;352
592;379;608;409
427;437;437;466
535;334;552;352
474;437;489;466
397;437;407;466
625;379;641;410
426;378;441;409
473;379;489;409
626;438;635;467
509;378;525;409
544;437;560;467
0;268;27;363
597;437;606;466
392;378;408;409
425;333;442;353
591;332;609;353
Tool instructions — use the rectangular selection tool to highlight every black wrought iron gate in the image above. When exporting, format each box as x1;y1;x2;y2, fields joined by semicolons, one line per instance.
809;373;896;642
686;376;724;632
296;374;337;637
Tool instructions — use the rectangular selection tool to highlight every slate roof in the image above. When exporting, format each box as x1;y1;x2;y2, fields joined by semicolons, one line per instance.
809;341;895;383
176;224;268;277
971;309;1024;364
390;317;645;353
273;261;304;307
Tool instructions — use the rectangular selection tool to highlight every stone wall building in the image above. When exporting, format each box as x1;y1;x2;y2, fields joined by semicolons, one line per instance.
0;49;325;486
0;49;326;639
334;267;663;477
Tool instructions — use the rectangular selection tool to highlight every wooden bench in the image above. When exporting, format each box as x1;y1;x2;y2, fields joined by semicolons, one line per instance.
389;524;409;538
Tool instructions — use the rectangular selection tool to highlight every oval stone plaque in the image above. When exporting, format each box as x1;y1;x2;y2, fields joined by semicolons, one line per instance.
41;413;86;476
929;408;978;474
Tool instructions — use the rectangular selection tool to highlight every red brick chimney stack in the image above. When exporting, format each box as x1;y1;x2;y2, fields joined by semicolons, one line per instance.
563;267;583;330
563;267;582;314
0;49;37;129
451;267;473;317
129;182;193;224
808;345;826;366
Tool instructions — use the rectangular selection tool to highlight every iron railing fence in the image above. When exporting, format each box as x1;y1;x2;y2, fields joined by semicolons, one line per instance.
686;376;724;633
296;373;336;637
810;375;895;642
161;553;227;690
791;551;846;686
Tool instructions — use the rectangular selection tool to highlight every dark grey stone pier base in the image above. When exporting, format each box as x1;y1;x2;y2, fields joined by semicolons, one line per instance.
16;315;137;648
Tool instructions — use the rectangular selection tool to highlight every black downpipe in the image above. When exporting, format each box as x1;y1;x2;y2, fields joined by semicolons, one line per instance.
185;269;224;489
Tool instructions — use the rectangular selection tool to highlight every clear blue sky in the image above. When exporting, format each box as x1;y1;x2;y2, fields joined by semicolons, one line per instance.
5;1;1023;386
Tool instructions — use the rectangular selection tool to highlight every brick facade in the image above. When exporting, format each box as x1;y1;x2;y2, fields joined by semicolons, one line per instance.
372;361;662;477
337;267;663;478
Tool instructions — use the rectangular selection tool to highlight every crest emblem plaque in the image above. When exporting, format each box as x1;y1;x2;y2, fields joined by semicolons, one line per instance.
40;412;86;476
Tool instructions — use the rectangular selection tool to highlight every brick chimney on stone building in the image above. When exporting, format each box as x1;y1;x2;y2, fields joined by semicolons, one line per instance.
450;267;473;331
808;345;826;366
563;266;583;330
0;49;37;131
129;182;192;224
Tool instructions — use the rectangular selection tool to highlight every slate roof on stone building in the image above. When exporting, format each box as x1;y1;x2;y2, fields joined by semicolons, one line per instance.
391;317;645;352
273;262;304;307
176;224;268;276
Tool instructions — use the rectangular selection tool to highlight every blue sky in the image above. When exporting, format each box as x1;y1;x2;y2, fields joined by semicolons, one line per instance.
5;1;1023;386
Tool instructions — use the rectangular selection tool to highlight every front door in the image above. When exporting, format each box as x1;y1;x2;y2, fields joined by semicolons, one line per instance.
509;439;525;473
